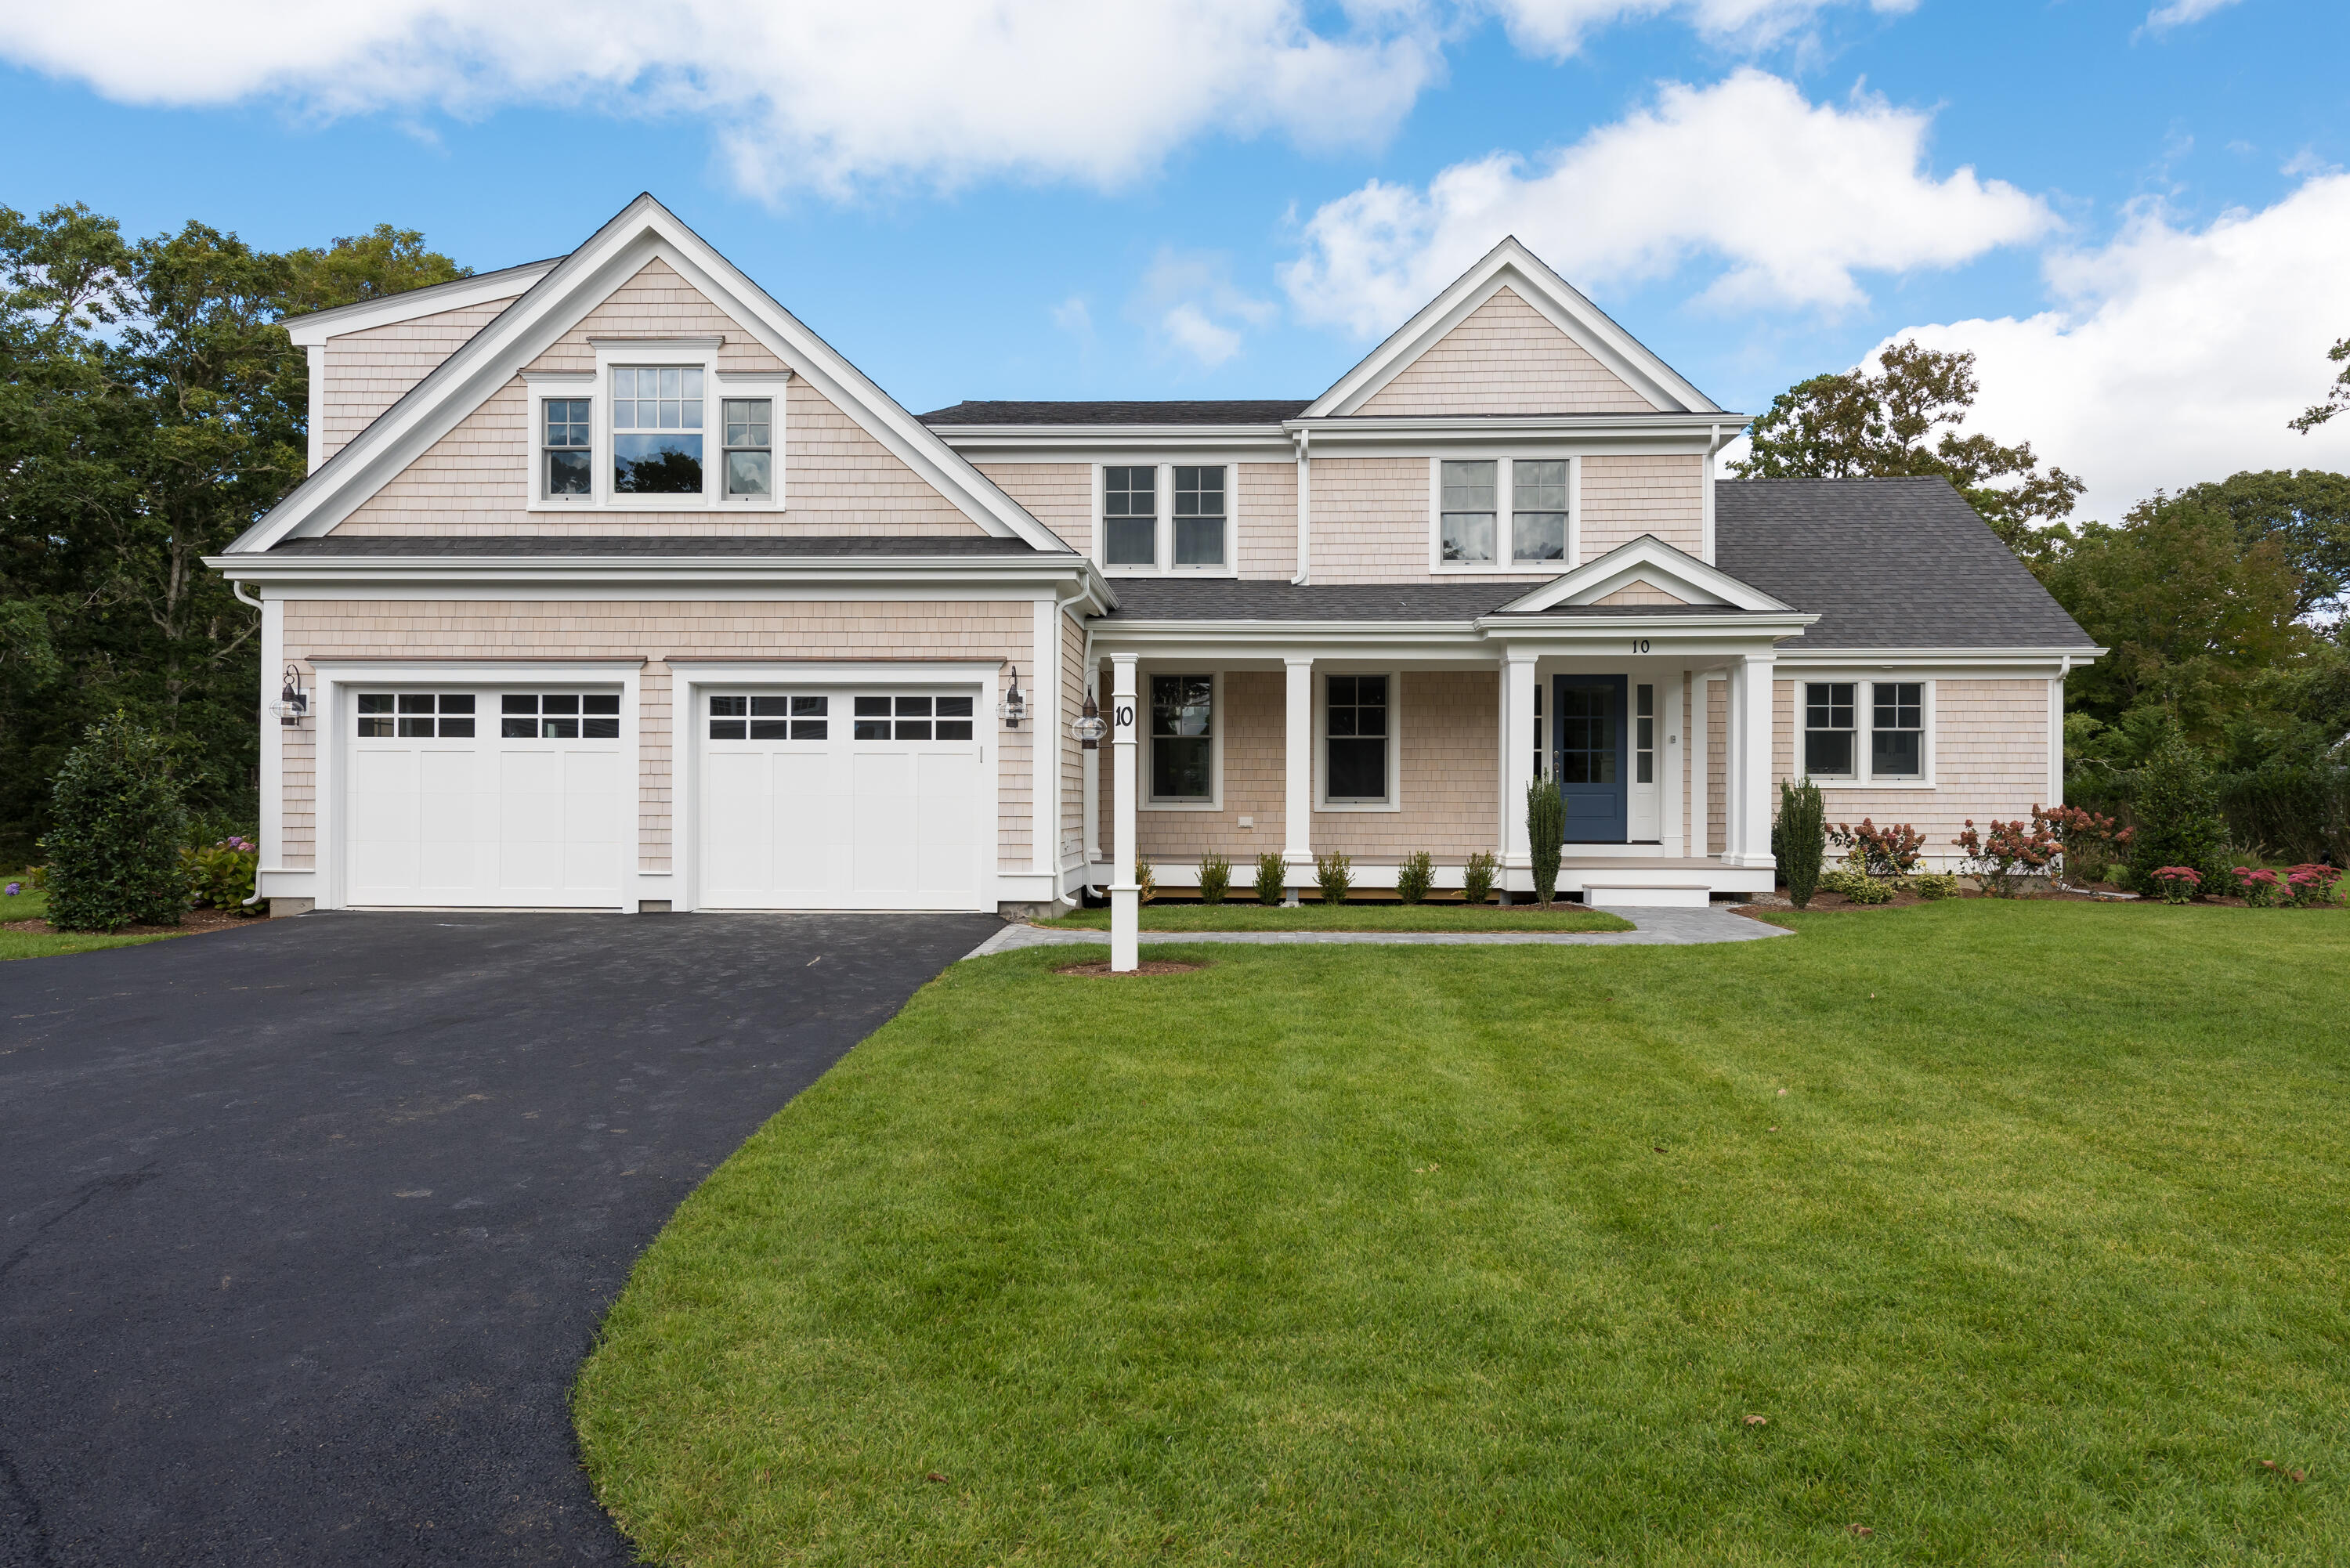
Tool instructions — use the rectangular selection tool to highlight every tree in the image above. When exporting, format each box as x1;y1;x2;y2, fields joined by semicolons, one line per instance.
2290;335;2349;435
2173;468;2350;620
1731;341;2084;555
41;713;190;931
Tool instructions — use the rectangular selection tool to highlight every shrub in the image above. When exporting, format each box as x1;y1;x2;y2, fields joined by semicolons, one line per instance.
2236;867;2286;908
1777;779;1826;909
1907;872;1961;900
1253;852;1287;906
2149;865;2203;905
1820;856;1894;904
1526;776;1564;907
1829;818;1925;879
2041;804;2131;886
1135;857;1156;905
1954;814;2059;898
1462;851;1499;907
184;837;261;912
41;714;190;933
1197;852;1231;905
2285;862;2341;908
2128;728;2228;893
1396;851;1434;905
1314;851;1353;905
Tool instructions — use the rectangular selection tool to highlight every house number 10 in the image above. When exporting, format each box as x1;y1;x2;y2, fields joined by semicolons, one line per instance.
1113;703;1135;729
1629;639;1651;654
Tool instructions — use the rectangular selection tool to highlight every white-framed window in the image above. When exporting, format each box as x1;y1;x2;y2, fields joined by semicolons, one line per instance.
1513;459;1569;563
1096;462;1238;576
1440;460;1496;564
1322;673;1394;806
1148;673;1216;804
1432;456;1578;572
1104;466;1157;567
1801;678;1933;785
531;341;785;512
1634;682;1656;784
721;398;773;500
610;365;706;496
543;399;593;499
1173;467;1227;568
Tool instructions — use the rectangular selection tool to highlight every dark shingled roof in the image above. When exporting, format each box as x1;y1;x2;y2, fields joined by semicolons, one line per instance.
264;534;1055;557
1714;478;2094;649
921;399;1312;426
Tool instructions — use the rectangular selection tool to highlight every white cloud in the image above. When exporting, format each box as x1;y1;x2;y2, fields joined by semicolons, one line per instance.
0;0;1445;195
1484;0;1915;60
1283;69;2052;334
1134;249;1278;369
1161;305;1246;368
2145;0;2245;33
1882;175;2350;517
1050;295;1094;344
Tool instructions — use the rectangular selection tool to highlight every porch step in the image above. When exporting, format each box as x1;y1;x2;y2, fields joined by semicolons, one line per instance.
1578;883;1712;909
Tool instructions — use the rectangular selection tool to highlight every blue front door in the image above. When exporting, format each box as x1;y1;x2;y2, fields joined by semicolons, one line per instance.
1553;675;1627;843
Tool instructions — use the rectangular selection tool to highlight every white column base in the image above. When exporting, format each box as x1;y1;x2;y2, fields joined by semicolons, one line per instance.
1109;888;1139;970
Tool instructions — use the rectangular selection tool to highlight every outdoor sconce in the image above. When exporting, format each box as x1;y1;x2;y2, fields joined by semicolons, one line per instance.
273;663;309;727
1072;690;1107;750
996;667;1029;729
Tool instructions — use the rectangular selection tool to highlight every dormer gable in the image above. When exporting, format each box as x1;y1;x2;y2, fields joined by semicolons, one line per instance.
1498;533;1787;615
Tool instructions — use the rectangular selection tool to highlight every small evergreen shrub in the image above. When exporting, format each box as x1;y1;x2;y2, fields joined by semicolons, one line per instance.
1525;777;1564;907
1396;851;1434;905
2127;728;2228;892
1777;779;1826;908
41;714;190;933
1461;851;1499;907
1253;851;1287;906
1820;862;1895;904
1135;857;1156;905
1197;852;1231;905
1314;851;1353;905
1907;872;1961;900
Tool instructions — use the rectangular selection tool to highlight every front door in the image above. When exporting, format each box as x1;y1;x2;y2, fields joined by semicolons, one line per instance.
1552;674;1627;843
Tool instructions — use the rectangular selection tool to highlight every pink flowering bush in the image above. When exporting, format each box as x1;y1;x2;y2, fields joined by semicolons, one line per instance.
1954;816;2059;898
2041;804;2133;885
1828;818;1926;880
2149;866;2203;905
183;836;262;913
2285;863;2341;909
2235;868;2287;908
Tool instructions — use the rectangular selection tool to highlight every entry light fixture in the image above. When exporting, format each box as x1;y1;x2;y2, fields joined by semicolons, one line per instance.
997;667;1029;729
273;663;309;726
1072;691;1108;750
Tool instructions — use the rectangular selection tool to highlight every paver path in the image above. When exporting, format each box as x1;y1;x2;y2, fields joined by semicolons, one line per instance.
964;903;1789;959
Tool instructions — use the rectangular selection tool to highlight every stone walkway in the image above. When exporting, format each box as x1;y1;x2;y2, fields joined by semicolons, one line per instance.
962;903;1789;959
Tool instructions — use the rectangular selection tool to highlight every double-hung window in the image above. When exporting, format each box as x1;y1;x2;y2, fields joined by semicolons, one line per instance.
1326;675;1389;801
721;399;772;499
1149;674;1213;801
1512;460;1568;562
1803;683;1856;778
1173;467;1226;567
1440;461;1497;564
1104;467;1156;566
1872;683;1924;779
543;400;592;498
612;367;704;494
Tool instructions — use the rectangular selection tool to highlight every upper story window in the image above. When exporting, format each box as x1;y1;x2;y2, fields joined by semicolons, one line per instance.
1104;467;1156;566
544;400;592;497
1173;467;1226;567
612;367;704;494
722;399;772;499
1440;460;1497;564
1872;683;1925;779
1149;674;1214;800
1513;460;1568;562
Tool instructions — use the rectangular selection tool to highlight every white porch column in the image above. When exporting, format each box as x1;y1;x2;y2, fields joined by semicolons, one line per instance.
1502;652;1538;873
1725;653;1777;868
1692;672;1714;859
257;589;284;887
1283;656;1313;898
1661;672;1683;858
1109;654;1140;972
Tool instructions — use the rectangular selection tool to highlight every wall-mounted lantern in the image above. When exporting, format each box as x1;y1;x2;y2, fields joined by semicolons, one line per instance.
272;664;309;727
1072;691;1108;750
996;667;1029;730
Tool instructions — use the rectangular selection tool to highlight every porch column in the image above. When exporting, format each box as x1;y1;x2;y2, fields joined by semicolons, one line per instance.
1502;652;1538;875
1723;653;1776;869
1283;656;1313;900
1110;653;1139;972
1661;672;1683;858
1692;672;1714;858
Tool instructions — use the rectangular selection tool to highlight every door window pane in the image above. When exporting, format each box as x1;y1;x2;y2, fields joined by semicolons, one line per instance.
1512;459;1567;562
1634;682;1654;784
1440;461;1496;563
1804;682;1856;777
1556;685;1616;784
1150;674;1213;800
1326;674;1388;800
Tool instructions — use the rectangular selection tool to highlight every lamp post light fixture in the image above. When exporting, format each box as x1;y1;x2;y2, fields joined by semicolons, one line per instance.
996;666;1029;729
1072;691;1108;750
272;664;309;726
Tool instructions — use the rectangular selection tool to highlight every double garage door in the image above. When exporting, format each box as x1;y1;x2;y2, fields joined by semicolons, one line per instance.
339;681;988;911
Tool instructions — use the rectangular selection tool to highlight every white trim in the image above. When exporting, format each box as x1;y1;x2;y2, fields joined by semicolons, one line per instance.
258;591;285;885
1033;598;1061;884
1139;667;1224;811
1498;533;1791;614
281;260;560;345
1091;460;1238;579
305;345;327;474
1314;665;1404;812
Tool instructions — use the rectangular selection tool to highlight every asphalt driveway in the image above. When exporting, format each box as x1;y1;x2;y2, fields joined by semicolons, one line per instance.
0;909;1000;1566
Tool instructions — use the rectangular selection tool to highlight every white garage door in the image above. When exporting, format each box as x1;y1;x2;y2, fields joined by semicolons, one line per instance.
699;687;986;911
344;688;625;908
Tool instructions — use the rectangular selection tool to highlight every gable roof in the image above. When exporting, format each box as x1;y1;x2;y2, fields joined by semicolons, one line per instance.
922;399;1311;427
279;257;566;346
1716;478;2097;649
229;195;1069;555
1497;533;1789;615
1302;237;1726;420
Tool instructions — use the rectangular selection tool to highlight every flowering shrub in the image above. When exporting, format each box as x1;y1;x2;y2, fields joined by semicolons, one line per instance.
2236;867;2286;908
2149;866;2203;904
1829;818;1925;880
2285;863;2341;908
1954;816;2059;898
2041;804;2132;885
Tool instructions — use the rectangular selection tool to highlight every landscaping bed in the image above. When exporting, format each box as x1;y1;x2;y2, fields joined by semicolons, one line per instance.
575;901;2350;1566
1036;901;1634;933
0;876;258;959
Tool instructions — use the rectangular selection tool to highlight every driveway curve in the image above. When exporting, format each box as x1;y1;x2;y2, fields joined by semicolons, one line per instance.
0;909;999;1566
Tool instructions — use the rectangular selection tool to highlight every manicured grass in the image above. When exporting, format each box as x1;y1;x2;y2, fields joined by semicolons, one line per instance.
575;902;2350;1566
0;876;176;961
1037;901;1634;932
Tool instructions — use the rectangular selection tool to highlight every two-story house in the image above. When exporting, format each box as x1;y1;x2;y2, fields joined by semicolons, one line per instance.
212;194;2097;919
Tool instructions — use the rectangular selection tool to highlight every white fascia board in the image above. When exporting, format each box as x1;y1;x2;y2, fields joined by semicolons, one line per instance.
1477;612;1816;640
1302;238;1722;419
1499;534;1791;613
281;259;563;346
930;426;1295;457
1774;646;2105;669
236;194;1069;555
1285;414;1741;444
205;551;1110;605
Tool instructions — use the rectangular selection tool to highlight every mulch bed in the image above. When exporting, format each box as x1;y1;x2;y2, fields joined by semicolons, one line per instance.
1054;960;1206;977
3;907;260;938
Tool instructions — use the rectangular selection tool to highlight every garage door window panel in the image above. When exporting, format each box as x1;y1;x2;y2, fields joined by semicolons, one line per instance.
504;692;620;739
357;692;474;739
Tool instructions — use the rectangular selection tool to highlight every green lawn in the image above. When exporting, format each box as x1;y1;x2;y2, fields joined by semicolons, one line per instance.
1038;901;1634;932
575;902;2350;1566
0;876;179;960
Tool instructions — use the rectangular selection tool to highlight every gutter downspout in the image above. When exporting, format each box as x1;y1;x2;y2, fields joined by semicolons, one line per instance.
1292;427;1311;586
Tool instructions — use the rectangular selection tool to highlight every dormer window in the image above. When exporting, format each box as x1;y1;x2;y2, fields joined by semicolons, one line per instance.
1104;466;1156;566
544;399;592;497
612;367;705;494
1513;460;1568;562
722;399;772;497
1440;461;1496;563
1433;455;1578;570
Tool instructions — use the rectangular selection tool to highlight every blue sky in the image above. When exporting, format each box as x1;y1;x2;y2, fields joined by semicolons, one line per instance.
4;0;2346;512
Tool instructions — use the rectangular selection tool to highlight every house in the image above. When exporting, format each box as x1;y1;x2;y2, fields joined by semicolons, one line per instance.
211;194;2098;920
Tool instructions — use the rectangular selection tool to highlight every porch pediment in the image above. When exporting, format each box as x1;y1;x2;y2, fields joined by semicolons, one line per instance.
1497;534;1791;616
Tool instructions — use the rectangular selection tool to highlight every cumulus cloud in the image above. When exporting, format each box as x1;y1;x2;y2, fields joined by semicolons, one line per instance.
1484;0;1916;60
1282;70;2052;335
2144;0;2245;33
0;0;1444;195
1133;249;1278;369
1882;175;2350;516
